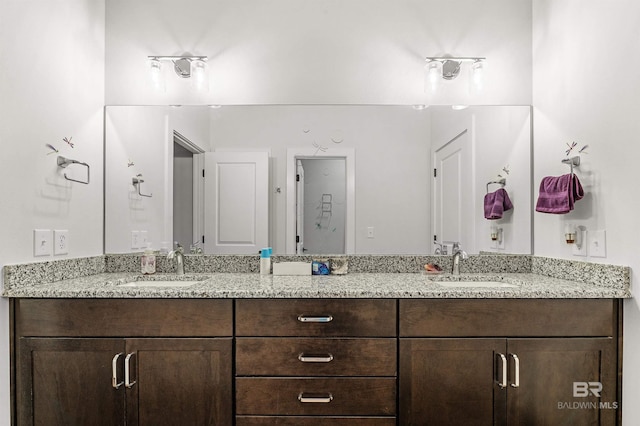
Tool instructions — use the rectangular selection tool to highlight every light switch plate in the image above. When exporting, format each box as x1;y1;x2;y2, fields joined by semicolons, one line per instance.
54;230;69;255
34;229;52;257
140;230;148;247
589;230;607;258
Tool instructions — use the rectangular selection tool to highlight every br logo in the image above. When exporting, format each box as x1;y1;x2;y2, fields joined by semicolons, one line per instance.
573;382;602;398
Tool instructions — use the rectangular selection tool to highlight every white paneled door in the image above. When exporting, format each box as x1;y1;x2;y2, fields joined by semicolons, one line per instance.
433;129;473;252
203;152;269;254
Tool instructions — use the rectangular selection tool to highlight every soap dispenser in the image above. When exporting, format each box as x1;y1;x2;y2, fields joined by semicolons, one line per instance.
141;243;156;274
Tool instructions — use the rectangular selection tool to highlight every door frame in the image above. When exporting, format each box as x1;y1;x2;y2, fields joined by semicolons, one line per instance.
286;148;355;255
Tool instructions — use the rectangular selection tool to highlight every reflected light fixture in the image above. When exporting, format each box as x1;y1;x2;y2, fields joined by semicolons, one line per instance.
424;57;486;93
147;55;209;92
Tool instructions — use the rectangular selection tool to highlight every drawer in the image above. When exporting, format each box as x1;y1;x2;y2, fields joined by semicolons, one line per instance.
236;416;396;425
236;299;397;337
15;299;233;337
236;338;397;376
236;377;396;416
399;299;617;337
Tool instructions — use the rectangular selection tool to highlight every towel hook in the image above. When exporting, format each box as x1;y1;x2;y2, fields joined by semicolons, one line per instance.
57;156;90;184
561;156;580;176
486;178;506;194
132;176;152;198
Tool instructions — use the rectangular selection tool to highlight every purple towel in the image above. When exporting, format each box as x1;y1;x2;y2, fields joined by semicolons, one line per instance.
535;174;584;214
484;188;513;220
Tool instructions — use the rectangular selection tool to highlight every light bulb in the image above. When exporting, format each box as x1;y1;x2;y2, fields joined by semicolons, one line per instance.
425;61;442;92
469;60;485;94
191;59;208;92
148;58;164;92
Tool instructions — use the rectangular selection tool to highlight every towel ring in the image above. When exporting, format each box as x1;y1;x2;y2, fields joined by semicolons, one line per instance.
486;178;506;194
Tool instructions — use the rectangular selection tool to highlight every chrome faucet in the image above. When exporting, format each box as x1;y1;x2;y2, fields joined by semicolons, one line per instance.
451;242;468;275
167;243;185;275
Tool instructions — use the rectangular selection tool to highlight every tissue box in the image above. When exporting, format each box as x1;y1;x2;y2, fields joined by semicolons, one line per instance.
272;262;311;276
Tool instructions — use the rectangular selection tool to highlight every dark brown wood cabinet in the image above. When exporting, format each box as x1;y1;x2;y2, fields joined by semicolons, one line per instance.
399;299;621;426
13;299;233;426
235;299;398;424
10;296;622;426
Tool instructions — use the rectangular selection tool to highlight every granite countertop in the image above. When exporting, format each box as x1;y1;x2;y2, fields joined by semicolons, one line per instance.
2;271;631;299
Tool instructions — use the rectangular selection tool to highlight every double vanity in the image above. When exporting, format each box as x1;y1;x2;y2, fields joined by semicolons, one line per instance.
4;254;629;425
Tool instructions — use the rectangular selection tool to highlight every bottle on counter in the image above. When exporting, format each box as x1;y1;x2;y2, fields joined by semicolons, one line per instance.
141;243;156;274
259;247;272;275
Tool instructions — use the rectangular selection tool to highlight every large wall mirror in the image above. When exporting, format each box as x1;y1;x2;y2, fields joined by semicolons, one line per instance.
105;105;532;255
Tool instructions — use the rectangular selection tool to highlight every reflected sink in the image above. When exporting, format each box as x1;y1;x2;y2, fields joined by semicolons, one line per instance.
118;280;201;288
436;281;519;288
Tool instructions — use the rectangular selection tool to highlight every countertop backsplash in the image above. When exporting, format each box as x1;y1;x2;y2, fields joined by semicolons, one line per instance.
3;253;630;293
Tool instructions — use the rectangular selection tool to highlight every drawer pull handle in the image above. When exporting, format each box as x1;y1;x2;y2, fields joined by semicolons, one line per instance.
297;315;333;323
298;392;333;403
111;352;124;389
124;352;136;388
298;353;334;363
497;353;507;389
510;353;520;388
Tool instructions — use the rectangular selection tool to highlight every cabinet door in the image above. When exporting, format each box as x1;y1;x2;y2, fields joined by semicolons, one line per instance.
399;338;507;426
18;338;125;426
506;338;617;426
125;338;232;426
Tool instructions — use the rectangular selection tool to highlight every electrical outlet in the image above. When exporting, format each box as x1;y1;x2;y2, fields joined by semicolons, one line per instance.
131;231;140;249
34;229;52;257
54;230;69;255
367;227;374;239
589;230;607;258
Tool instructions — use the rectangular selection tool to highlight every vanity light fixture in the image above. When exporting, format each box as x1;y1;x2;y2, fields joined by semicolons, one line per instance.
147;55;209;92
424;57;486;93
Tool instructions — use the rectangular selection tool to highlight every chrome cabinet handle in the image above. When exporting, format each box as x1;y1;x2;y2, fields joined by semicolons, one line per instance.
124;352;136;388
298;392;333;403
112;353;124;389
297;315;333;323
497;353;508;389
510;353;520;388
298;353;334;363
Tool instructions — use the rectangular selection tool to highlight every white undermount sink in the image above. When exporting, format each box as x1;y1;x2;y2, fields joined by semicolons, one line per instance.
118;280;201;288
436;281;519;288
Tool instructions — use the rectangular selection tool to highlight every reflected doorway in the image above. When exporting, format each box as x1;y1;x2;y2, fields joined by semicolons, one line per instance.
296;158;347;254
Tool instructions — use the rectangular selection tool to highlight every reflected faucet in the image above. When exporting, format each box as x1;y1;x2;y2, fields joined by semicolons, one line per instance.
450;242;468;275
167;243;185;275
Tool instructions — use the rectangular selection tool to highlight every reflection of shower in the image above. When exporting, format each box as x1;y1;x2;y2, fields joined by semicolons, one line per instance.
315;193;333;229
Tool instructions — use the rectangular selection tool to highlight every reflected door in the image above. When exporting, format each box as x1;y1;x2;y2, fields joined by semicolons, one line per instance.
203;152;269;254
433;129;473;252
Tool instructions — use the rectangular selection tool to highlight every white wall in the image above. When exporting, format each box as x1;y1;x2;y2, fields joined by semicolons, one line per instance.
105;0;532;106
0;1;105;424
210;105;432;254
532;1;639;423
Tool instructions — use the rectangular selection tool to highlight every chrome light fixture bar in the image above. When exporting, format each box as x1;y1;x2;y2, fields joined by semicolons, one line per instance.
148;55;208;78
425;56;486;94
147;55;209;92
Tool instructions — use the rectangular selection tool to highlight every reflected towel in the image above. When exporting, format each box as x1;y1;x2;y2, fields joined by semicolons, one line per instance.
484;188;513;220
535;174;584;214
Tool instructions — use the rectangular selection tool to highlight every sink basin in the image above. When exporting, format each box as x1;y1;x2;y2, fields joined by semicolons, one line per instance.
436;281;519;288
118;280;201;288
